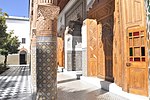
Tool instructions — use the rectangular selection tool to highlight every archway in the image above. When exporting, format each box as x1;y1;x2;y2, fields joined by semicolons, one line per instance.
19;50;27;65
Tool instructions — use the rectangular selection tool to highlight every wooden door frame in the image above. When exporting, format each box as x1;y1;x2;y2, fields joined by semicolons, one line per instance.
118;0;149;95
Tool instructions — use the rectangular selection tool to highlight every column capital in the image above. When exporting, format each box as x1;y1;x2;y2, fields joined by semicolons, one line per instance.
37;3;60;20
36;3;60;36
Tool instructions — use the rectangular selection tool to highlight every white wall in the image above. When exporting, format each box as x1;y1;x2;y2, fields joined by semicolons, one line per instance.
6;16;30;53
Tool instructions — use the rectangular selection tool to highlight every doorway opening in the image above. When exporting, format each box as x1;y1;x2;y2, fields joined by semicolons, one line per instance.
20;50;27;65
87;0;115;82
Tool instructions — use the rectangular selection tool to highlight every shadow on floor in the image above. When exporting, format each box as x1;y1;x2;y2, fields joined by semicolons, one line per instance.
0;66;30;76
58;78;77;84
58;86;107;100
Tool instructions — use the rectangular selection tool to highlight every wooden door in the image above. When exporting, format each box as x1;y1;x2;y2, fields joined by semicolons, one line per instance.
97;23;105;78
113;0;123;87
119;0;148;96
20;54;26;64
87;19;98;76
127;28;148;96
57;37;64;67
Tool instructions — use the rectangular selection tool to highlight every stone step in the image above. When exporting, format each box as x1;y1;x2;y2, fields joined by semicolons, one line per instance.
80;76;149;100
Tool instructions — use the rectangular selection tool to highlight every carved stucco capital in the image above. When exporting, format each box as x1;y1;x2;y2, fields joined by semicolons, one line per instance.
37;3;60;20
36;3;60;36
32;28;36;36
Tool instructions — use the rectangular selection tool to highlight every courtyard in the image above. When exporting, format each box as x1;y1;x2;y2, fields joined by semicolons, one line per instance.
0;66;130;100
0;0;150;99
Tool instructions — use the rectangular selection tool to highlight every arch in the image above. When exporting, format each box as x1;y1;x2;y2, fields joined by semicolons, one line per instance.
19;48;28;54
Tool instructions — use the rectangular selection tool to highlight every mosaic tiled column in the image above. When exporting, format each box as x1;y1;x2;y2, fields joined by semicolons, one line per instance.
36;3;60;100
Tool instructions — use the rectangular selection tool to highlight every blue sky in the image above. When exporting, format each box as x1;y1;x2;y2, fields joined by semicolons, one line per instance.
0;0;29;17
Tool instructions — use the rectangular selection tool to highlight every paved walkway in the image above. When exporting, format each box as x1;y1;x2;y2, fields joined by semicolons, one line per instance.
0;66;32;100
0;66;146;100
57;71;128;100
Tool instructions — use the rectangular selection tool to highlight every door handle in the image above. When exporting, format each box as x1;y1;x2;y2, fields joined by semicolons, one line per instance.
126;63;131;67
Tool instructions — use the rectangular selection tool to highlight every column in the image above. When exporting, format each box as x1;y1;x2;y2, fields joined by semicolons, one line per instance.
36;3;60;100
31;30;37;99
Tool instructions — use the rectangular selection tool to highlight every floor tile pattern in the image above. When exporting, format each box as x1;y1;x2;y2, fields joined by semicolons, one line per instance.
0;66;32;100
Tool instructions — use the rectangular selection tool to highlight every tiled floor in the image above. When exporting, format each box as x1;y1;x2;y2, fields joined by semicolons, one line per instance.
0;66;147;100
57;71;128;100
0;66;32;100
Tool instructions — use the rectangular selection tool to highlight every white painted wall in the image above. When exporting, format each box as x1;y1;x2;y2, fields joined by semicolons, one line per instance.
6;16;30;53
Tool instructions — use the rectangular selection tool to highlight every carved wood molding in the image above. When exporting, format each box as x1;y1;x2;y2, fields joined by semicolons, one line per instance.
90;0;114;11
57;0;69;11
88;0;115;21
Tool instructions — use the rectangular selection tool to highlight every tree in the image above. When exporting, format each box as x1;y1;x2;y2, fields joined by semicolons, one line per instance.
0;8;20;68
0;31;20;67
0;8;8;47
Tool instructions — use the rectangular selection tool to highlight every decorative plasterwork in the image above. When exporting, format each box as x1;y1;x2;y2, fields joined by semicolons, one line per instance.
65;0;86;26
37;3;60;20
32;28;36;36
36;3;60;35
19;47;28;54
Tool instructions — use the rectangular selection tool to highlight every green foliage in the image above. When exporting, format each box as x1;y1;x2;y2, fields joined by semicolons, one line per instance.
0;8;20;67
1;31;20;55
0;9;7;47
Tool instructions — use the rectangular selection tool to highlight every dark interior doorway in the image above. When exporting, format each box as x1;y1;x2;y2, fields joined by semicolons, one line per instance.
20;51;27;65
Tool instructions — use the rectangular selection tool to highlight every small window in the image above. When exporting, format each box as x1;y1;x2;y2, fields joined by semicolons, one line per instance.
22;38;26;44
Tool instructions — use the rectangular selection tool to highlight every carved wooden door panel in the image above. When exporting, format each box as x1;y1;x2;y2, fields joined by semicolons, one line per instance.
57;37;64;67
97;23;105;78
122;0;148;96
127;28;148;96
87;19;98;76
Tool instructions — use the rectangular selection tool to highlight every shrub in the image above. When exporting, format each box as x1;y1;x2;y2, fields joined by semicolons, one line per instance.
0;63;9;74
